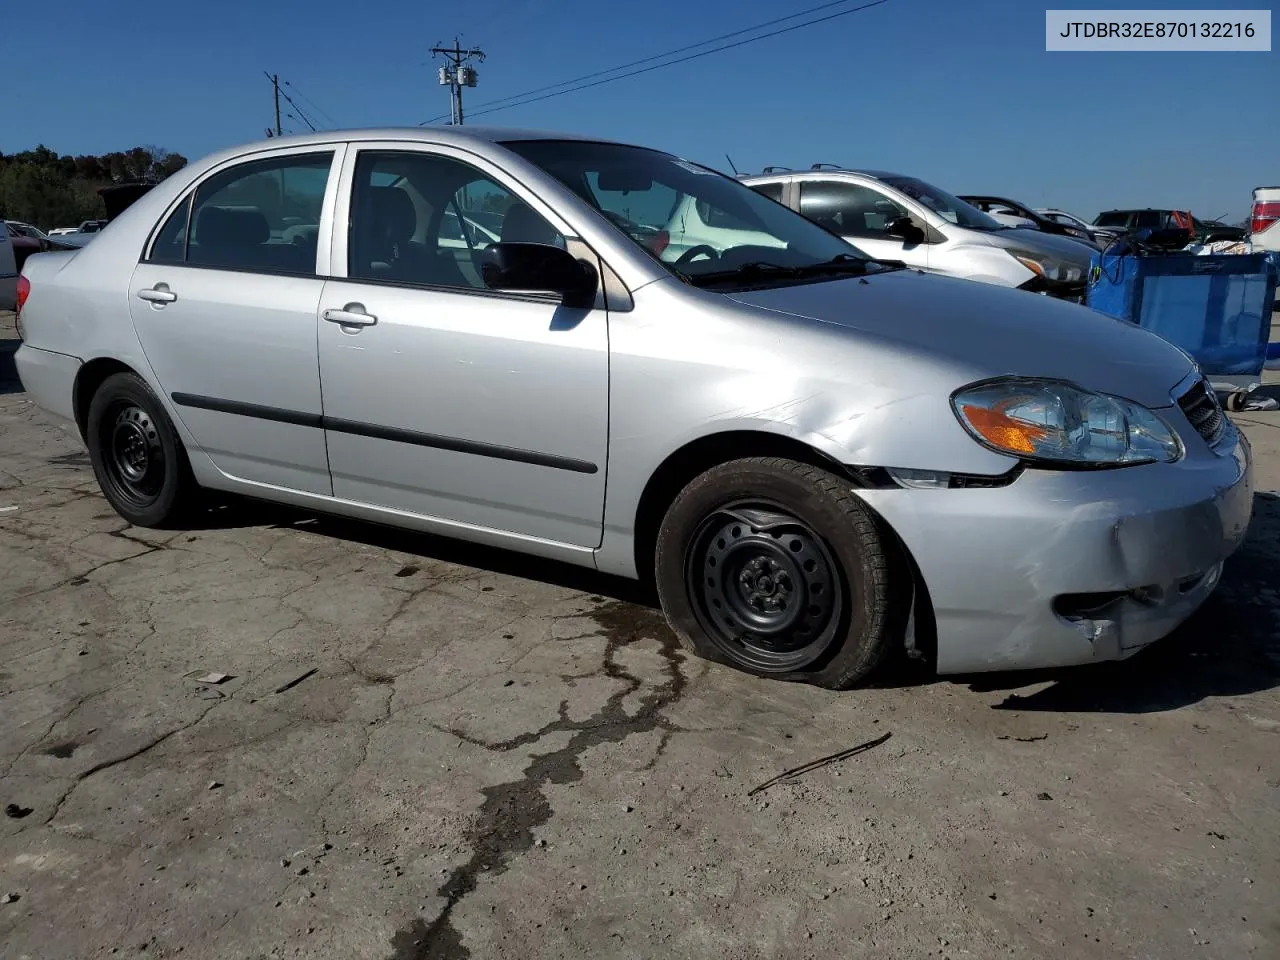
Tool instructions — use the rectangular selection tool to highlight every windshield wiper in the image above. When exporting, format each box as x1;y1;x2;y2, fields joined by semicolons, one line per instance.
688;255;878;288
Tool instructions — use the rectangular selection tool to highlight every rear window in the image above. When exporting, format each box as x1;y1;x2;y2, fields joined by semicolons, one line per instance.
1095;212;1128;227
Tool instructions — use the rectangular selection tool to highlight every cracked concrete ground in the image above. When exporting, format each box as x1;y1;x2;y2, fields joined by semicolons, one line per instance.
2;312;1279;959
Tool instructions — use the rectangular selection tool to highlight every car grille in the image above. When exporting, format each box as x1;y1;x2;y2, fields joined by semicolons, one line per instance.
1177;378;1226;446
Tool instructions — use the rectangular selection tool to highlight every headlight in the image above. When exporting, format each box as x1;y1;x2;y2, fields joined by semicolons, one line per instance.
951;379;1181;466
1005;246;1084;284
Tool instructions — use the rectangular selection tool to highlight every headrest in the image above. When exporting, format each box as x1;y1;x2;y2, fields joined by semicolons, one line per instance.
501;202;560;246
367;187;416;243
197;206;268;250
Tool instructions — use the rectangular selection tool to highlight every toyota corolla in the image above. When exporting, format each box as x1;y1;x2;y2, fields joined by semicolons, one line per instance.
14;128;1253;687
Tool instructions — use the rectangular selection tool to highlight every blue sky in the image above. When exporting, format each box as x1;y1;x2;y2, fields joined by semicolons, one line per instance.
5;0;1276;221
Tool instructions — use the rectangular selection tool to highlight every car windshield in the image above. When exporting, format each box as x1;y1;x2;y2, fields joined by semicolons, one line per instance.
503;140;868;285
882;177;1002;230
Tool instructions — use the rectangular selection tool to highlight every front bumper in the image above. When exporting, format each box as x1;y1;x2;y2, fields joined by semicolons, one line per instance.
859;429;1253;674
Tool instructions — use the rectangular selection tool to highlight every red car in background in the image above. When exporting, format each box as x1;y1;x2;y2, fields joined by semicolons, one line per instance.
5;222;46;270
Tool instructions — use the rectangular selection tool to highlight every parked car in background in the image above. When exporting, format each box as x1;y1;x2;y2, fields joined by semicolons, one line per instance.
1252;186;1280;252
1192;217;1247;244
6;223;45;270
1094;209;1246;246
742;166;1094;301
47;226;78;236
6;221;52;250
1035;208;1122;247
43;185;161;251
959;196;1098;246
1095;208;1191;233
0;222;15;309
16;127;1252;685
975;208;1039;230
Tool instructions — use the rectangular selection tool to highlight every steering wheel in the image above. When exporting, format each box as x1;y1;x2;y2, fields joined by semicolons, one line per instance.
675;244;719;267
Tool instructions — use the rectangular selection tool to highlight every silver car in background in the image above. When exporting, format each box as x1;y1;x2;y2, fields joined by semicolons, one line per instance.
741;168;1095;301
15;128;1252;686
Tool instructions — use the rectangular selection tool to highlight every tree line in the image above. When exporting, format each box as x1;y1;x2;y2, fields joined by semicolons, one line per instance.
0;145;188;231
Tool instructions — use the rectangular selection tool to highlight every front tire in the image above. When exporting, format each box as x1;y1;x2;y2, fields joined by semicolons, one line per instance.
655;457;900;689
86;372;197;527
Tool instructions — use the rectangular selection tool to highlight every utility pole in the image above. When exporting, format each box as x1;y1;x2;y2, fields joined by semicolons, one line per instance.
263;72;283;136
431;39;484;124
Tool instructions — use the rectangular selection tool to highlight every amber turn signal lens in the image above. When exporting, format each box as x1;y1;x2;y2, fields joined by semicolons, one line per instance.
959;403;1048;454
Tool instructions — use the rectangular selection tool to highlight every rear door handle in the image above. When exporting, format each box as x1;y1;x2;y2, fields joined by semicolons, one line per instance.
137;285;177;304
322;305;377;327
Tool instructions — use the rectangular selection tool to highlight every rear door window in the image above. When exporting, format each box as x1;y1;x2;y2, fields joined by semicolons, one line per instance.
799;181;908;237
750;182;785;204
149;152;333;275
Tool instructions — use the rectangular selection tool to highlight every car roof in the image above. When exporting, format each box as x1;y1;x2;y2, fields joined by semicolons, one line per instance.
960;194;1023;205
743;168;909;182
220;126;628;154
187;126;642;176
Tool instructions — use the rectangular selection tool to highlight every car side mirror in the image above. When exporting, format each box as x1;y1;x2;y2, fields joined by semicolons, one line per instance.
481;242;597;306
885;216;925;244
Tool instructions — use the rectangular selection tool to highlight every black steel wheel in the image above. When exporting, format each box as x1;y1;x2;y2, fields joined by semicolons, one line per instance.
655;456;903;689
101;401;166;509
86;371;197;527
685;501;844;672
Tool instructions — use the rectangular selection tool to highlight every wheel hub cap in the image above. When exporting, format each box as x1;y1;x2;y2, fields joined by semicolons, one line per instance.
104;403;164;507
688;504;843;672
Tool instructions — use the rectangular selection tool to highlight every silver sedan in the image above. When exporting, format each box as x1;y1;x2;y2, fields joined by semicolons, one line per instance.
13;127;1253;687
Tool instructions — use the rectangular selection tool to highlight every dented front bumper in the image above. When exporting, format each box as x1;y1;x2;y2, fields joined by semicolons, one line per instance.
858;428;1253;674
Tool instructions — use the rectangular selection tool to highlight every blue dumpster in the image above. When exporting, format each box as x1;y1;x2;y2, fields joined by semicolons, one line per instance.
1087;251;1278;386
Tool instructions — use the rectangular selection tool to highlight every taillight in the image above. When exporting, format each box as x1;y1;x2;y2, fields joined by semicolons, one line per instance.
1251;201;1280;235
14;275;29;341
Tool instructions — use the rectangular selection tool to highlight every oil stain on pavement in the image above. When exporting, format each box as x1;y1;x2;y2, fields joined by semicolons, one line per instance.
387;600;686;960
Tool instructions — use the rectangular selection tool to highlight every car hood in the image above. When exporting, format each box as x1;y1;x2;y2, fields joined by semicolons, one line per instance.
978;225;1096;263
726;271;1195;408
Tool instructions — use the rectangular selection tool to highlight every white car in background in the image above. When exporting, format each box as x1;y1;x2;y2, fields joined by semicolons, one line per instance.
742;168;1094;301
1251;186;1280;252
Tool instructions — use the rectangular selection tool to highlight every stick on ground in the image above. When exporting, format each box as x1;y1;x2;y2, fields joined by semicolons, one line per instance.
748;731;893;796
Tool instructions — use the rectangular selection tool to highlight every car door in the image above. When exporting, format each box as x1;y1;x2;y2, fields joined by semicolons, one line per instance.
796;179;930;271
128;146;344;494
316;143;608;548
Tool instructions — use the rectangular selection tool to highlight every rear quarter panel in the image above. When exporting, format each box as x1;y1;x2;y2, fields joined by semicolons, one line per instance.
15;172;198;431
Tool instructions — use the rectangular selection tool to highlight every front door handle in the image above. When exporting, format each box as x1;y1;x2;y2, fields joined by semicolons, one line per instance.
137;284;177;304
322;304;377;327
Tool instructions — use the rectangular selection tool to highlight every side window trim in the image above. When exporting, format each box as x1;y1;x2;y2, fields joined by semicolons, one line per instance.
145;189;195;264
141;143;346;275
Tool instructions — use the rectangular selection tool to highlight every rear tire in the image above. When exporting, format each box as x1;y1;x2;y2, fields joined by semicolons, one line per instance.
86;371;197;528
654;456;900;689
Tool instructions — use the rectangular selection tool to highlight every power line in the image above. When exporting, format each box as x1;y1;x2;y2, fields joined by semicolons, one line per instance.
421;0;892;125
284;80;339;128
425;0;876;124
278;87;318;131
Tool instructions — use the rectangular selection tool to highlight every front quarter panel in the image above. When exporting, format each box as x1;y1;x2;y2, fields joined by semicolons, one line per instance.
596;277;1016;577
